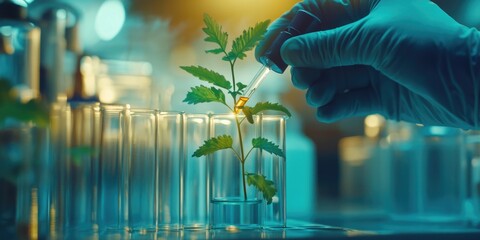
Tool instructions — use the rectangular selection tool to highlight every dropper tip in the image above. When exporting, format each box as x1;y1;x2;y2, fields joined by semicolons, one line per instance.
234;96;249;114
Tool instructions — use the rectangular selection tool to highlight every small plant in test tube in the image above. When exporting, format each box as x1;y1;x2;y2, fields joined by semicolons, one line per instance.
180;14;291;205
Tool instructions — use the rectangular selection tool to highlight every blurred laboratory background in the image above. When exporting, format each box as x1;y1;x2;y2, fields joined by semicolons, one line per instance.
2;0;480;237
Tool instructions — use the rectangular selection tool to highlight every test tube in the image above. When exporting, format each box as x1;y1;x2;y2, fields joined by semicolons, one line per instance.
209;114;262;229
49;102;71;235
122;109;157;232
156;111;183;230
183;114;209;229
97;105;127;230
259;114;287;228
11;124;50;239
64;103;97;232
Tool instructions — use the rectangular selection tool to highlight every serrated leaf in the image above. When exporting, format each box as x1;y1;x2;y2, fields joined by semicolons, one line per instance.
229;82;248;99
181;65;231;89
222;54;233;62
183;85;226;105
206;48;224;54
226;20;270;61
236;82;247;92
192;135;233;157
203;14;228;54
252;137;285;157
242;106;254;124
251;102;291;117
246;173;277;204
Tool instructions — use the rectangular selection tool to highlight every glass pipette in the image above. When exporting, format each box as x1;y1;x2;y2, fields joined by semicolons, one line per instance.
234;66;271;113
234;10;321;113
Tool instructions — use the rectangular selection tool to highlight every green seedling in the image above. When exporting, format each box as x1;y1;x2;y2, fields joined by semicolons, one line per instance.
0;79;49;127
181;14;291;204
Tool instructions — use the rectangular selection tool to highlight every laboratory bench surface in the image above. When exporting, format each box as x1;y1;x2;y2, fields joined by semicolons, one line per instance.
2;217;480;240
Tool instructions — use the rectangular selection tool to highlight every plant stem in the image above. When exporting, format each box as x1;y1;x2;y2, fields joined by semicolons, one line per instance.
241;162;247;201
234;114;248;201
230;61;237;103
228;57;247;200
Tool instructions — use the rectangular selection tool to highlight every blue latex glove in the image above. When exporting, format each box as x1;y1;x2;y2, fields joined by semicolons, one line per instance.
256;0;480;129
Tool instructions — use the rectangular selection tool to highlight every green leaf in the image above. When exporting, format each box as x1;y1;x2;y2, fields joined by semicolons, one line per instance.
21;100;50;127
0;99;50;127
236;82;247;92
229;91;238;99
0;79;50;127
228;82;248;99
193;135;233;157
246;173;277;204
183;85;226;105
206;48;224;54
180;65;231;89
251;102;291;117
222;54;233;62
203;13;228;54
242;106;254;124
252;137;285;157
226;20;270;61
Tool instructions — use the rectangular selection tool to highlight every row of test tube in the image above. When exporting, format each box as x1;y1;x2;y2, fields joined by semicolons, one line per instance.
4;101;286;238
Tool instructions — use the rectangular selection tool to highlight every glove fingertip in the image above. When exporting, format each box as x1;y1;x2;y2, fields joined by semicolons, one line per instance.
280;38;302;66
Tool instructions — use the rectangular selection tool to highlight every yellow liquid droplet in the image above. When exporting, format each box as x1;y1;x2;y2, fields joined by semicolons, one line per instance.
234;96;249;114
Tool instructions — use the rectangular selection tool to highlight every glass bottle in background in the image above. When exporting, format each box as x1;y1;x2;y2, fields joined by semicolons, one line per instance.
0;0;40;101
363;115;390;212
386;123;467;223
338;136;378;211
260;114;287;228
94;59;153;108
386;121;423;219
283;110;315;220
418;126;466;223
466;130;480;226
338;115;388;215
36;3;80;103
67;55;99;105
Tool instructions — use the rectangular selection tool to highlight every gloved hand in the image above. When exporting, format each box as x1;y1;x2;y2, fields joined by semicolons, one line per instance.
256;0;480;129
